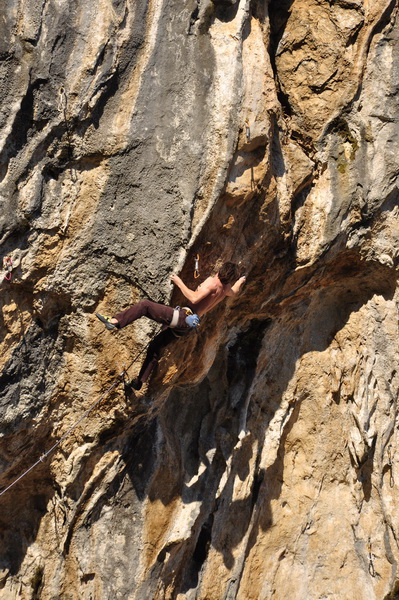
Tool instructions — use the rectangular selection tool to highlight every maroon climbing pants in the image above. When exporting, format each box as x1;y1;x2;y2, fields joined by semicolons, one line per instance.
114;299;192;383
114;299;180;328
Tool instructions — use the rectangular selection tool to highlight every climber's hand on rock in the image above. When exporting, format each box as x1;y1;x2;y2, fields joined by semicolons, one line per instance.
171;273;181;286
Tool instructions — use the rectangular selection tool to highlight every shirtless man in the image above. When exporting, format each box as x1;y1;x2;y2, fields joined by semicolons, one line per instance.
96;262;246;390
171;263;246;316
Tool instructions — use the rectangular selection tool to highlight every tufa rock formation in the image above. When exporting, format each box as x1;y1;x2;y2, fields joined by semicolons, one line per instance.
1;0;399;598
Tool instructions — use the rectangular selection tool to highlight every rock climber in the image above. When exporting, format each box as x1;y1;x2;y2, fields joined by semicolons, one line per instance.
96;261;246;390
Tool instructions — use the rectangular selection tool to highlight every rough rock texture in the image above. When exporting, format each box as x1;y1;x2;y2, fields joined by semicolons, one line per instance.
1;0;399;598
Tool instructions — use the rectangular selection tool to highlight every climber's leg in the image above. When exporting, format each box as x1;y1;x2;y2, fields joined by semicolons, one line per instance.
127;328;176;391
97;299;174;330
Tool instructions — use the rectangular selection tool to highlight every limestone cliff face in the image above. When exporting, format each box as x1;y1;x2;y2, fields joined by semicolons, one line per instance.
1;0;399;598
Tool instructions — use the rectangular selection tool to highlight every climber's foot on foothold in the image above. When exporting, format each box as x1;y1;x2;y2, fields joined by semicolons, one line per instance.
131;377;143;391
96;313;117;330
129;378;143;391
124;378;143;393
124;377;143;393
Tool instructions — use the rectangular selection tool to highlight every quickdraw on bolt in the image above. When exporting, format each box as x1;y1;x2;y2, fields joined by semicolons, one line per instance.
194;254;200;279
367;537;376;577
3;256;13;281
58;86;67;114
388;444;394;487
245;119;250;142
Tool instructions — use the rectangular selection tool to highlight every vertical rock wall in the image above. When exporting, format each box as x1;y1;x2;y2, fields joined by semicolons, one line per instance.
1;0;399;599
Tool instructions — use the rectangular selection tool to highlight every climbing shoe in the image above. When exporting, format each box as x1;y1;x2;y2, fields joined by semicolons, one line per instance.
131;378;143;391
124;378;143;392
96;313;117;330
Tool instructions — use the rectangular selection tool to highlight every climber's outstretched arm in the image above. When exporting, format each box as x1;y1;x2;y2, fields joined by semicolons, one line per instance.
225;275;246;296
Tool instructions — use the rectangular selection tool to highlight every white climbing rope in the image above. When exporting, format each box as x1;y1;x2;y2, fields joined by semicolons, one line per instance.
0;344;149;498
